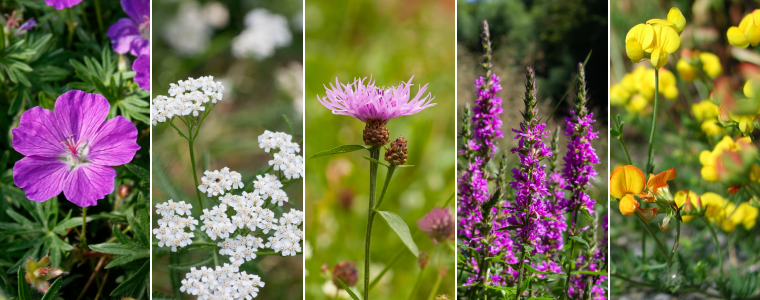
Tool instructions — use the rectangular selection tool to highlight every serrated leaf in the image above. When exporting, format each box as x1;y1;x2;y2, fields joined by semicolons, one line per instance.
310;145;369;159
17;266;30;300
125;163;149;181
89;243;146;256
40;277;62;300
334;277;360;300
105;251;149;269
127;213;148;247
113;225;131;245
377;211;419;258
110;260;148;298
168;256;213;270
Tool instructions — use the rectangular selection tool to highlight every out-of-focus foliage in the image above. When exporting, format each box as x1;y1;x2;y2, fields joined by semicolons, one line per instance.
151;0;304;299
305;0;456;299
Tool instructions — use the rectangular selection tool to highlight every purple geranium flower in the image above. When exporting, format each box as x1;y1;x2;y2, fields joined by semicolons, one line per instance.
45;0;82;10
107;0;150;57
318;76;436;123
133;54;150;91
12;91;140;207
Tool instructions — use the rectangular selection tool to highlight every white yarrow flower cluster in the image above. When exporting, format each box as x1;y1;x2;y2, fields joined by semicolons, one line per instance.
231;9;292;60
259;131;305;180
151;76;225;125
153;200;198;252
198;167;243;197
180;264;265;300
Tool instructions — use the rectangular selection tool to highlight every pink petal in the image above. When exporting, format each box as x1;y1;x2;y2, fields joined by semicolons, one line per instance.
54;90;110;143
87;116;140;166
12;107;67;157
63;164;116;207
13;156;68;202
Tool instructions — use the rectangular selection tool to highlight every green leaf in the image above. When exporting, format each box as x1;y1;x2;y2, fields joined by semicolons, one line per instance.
168;256;213;270
113;225;131;245
362;156;389;167
572;270;607;275
525;264;559;275
282;114;292;135
310;145;369;159
334;277;360;300
377;211;419;258
17;266;30;300
568;236;589;248
110;260;149;298
125;163;150;181
52;217;91;235
496;225;521;231
40;277;62;300
127;213;149;247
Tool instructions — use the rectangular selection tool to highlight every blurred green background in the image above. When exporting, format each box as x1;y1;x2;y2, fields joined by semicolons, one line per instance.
610;0;760;298
304;0;456;298
151;0;304;299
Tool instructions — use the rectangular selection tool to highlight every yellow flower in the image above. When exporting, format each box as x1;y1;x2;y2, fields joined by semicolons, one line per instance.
610;165;646;216
727;202;759;231
649;25;682;68
699;136;760;183
743;77;760;98
656;68;679;100
700;119;725;136
625;8;684;68
730;112;757;134
625;24;655;63
676;58;696;81
727;10;760;48
610;84;631;106
699;52;722;79
691;100;720;121
625;94;649;115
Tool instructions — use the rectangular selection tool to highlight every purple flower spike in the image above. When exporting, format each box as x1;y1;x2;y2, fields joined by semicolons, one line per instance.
133;54;150;91
12;91;140;207
44;0;82;10
107;0;150;57
417;207;454;244
318;75;436;124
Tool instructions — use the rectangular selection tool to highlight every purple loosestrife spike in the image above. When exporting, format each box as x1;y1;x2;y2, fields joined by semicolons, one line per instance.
12;90;140;207
471;20;503;162
541;128;567;261
560;63;600;221
568;214;607;300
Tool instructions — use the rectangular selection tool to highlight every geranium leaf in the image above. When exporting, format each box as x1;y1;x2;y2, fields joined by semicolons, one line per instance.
40;277;62;300
17;266;31;300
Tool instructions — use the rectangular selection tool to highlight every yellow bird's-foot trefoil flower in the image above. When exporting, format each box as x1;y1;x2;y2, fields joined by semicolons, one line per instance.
611;165;680;231
676;190;758;232
676;49;723;82
727;9;760;48
699;136;760;187
625;7;685;68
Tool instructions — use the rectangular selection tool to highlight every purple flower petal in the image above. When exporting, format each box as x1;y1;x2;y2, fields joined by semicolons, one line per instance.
130;38;149;56
13;156;68;201
12;107;67;157
107;18;143;55
133;54;149;91
45;0;82;10
17;18;37;32
54;90;110;142
63;164;116;207
120;0;150;25
88;116;140;166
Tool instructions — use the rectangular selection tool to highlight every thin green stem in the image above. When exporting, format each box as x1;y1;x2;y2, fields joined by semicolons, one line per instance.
80;207;87;250
363;146;380;300
642;227;647;265
703;217;723;279
646;69;660;177
561;206;580;300
616;137;634;165
213;249;218;267
407;266;425;300
515;247;529;300
93;0;104;33
193;103;216;140
168;119;189;139
187;138;203;210
66;8;75;48
637;214;670;266
426;269;444;300
374;165;396;210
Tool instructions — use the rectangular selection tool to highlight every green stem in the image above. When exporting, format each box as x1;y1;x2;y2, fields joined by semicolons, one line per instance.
670;215;681;260
642;227;647;265
369;248;403;290
616;137;634;165
703;217;723;279
170;252;184;300
637;214;670;266
407;266;425;300
515;247;529;300
187;138;204;210
374;165;396;210
66;8;75;48
93;0;104;33
213;249;218;267
426;269;444;300
363;146;380;300
80;207;87;250
646;69;660;177
561;207;580;300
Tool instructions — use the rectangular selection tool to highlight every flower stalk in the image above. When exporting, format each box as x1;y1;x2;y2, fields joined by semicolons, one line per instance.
363;146;380;300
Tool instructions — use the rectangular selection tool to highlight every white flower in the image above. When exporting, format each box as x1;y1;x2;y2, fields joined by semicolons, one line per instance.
151;76;225;125
231;9;292;60
163;1;212;56
152;200;196;252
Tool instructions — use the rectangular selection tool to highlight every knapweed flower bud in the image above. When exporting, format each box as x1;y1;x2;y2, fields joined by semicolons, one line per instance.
331;261;358;289
416;207;454;244
363;119;390;146
384;136;408;165
418;251;429;269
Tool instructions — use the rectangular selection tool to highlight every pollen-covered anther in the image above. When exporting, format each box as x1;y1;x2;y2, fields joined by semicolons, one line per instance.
363;119;390;147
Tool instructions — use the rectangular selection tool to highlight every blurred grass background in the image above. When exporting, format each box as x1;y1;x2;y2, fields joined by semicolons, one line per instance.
304;0;456;298
151;0;304;299
610;0;760;298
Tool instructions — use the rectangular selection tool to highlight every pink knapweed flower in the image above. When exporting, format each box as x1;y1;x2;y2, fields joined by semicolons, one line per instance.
12;90;140;207
417;207;455;244
318;75;436;124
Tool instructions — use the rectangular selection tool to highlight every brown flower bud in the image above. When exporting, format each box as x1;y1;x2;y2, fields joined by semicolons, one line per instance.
363;119;390;146
417;251;429;269
331;261;358;289
384;136;408;165
118;184;131;199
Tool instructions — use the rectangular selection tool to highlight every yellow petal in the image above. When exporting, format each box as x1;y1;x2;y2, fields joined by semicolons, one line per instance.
667;7;686;34
698;52;723;78
647;168;677;191
610;165;646;199
650;48;668;68
663;85;679;100
728;26;750;48
747;24;760;46
619;195;640;216
626;24;655;50
701;165;718;182
654;25;681;54
647;19;679;33
676;59;695;82
626;39;644;63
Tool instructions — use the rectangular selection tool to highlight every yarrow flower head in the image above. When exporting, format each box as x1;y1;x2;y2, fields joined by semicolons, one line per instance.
198;167;243;197
232;9;292;60
151;76;225;125
153;200;198;252
12;90;140;207
417;207;454;244
180;264;265;299
318;76;436;146
107;0;150;57
260;131;305;179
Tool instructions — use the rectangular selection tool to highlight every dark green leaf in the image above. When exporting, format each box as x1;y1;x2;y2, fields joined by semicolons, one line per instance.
310;145;369;159
377;211;419;258
110;260;149;298
40;277;62;300
568;236;589;248
17;266;30;300
362;156;389;167
125;163;150;181
572;270;607;275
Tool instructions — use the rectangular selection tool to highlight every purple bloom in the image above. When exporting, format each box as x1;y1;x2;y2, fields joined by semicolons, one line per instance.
471;73;503;156
417;207;454;244
107;0;150;57
133;54;150;91
44;0;82;10
318;76;436;123
17;18;37;33
12;91;140;207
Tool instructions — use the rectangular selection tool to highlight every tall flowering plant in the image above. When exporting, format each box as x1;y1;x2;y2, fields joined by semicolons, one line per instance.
457;20;607;300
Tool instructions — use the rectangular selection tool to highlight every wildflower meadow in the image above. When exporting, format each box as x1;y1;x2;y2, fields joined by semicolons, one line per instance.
610;1;760;298
0;0;151;299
